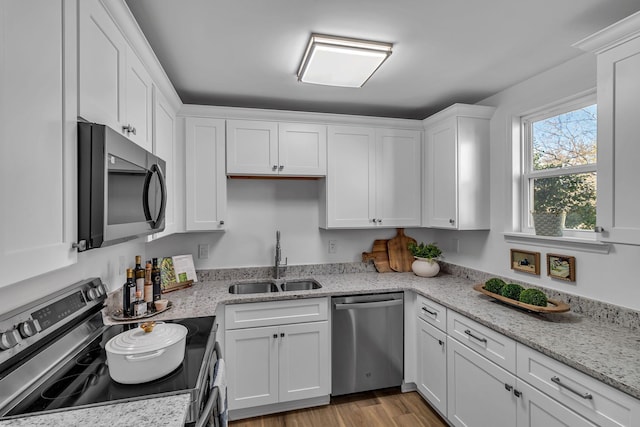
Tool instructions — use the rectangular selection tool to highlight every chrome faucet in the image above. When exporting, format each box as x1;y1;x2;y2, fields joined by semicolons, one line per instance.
274;230;287;279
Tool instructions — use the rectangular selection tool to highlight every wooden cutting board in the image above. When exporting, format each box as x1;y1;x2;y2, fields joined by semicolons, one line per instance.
362;239;392;272
387;228;417;272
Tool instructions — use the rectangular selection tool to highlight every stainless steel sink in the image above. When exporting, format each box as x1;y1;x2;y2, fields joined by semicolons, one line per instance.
280;279;322;291
228;281;279;294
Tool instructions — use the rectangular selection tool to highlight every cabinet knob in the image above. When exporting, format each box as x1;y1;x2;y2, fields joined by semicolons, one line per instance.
278;165;284;171
219;220;225;225
594;226;604;233
272;165;278;171
273;334;278;339
122;124;136;135
449;219;455;225
72;241;87;251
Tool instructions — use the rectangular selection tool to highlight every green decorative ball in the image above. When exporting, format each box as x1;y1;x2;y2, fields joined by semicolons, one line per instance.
500;283;524;300
519;289;548;307
484;278;506;294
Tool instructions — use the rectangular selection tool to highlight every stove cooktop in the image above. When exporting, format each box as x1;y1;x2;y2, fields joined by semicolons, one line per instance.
6;316;215;417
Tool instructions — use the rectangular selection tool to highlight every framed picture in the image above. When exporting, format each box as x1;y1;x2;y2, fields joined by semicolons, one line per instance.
547;253;576;281
510;249;540;275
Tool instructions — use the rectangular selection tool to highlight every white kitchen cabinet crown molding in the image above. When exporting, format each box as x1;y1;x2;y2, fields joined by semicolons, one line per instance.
179;104;424;130
422;103;496;128
100;0;181;112
573;10;640;54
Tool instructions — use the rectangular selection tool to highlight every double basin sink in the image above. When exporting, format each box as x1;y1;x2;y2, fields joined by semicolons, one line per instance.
229;279;322;294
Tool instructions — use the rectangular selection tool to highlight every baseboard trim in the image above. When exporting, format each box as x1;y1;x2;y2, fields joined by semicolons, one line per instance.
229;395;330;420
401;381;417;392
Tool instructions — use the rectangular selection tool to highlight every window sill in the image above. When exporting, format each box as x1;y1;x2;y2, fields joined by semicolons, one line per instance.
502;232;610;254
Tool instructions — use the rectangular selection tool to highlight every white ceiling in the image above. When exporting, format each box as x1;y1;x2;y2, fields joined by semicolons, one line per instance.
125;0;640;119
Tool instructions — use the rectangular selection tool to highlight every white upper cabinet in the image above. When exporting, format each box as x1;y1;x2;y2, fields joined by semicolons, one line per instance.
575;12;640;245
185;117;227;231
226;120;326;177
150;88;177;238
320;126;421;228
0;0;77;287
423;104;495;230
79;0;153;151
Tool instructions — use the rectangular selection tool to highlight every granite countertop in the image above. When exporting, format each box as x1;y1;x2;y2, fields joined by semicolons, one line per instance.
7;270;639;426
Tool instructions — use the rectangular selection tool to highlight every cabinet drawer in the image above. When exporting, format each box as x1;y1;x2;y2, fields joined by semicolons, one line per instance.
517;344;640;427
225;298;329;330
447;311;516;373
416;294;447;332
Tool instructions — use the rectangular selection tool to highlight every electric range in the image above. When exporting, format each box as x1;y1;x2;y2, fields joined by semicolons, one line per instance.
0;278;216;425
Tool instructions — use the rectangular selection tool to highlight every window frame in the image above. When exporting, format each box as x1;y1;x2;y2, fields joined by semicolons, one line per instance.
520;92;597;236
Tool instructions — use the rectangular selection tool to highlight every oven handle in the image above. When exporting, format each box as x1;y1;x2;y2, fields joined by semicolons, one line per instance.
195;386;219;427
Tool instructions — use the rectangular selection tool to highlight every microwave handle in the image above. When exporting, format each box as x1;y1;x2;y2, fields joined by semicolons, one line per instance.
143;163;167;228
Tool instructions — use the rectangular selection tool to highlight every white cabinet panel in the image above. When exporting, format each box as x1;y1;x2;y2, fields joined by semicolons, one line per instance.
423;104;494;230
279;321;330;403
124;46;153;151
185;117;227;231
322;126;421;228
278;123;327;176
416;294;448;333
0;0;77;287
417;318;447;416
226;326;280;410
447;336;516;427
225;298;329;330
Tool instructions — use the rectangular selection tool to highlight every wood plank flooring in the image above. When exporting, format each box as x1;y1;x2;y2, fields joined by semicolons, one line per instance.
229;388;448;427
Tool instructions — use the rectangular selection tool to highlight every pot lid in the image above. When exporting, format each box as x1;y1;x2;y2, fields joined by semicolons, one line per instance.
106;323;187;355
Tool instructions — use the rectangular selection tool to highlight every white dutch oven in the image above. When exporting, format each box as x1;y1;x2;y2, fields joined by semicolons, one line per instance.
106;322;187;384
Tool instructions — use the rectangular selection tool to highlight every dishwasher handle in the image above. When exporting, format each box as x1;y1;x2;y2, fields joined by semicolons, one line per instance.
334;299;403;310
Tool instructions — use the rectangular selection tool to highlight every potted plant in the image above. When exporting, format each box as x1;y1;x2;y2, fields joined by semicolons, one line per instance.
408;242;442;277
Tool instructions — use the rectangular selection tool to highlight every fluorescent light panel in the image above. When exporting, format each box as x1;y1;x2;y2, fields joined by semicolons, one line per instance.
297;34;392;88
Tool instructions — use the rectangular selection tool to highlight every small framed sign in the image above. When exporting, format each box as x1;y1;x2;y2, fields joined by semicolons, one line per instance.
510;249;540;275
547;253;576;281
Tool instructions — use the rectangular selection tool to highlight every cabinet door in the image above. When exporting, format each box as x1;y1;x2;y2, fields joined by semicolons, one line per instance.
226;120;278;175
226;326;279;410
447;337;516;427
278;123;327;176
279;321;330;402
78;0;126;131
596;36;640;244
516;380;596;427
185;117;227;231
324;126;377;228
417;318;447;416
123;46;153;151
151;88;176;237
376;129;421;227
425;118;458;229
0;0;77;287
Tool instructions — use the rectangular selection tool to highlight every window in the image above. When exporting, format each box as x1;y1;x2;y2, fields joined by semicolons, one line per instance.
522;95;597;233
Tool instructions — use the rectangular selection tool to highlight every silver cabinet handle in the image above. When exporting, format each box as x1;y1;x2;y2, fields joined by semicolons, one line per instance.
513;389;522;398
219;220;225;225
272;165;278;171
504;384;513;392
551;376;593;400
464;329;487;343
438;339;444;346
449;219;455;225
594;226;604;233
335;299;403;310
278;165;284;171
421;307;438;316
122;124;136;135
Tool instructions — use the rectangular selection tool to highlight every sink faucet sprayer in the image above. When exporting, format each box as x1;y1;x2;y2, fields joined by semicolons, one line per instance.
275;230;288;279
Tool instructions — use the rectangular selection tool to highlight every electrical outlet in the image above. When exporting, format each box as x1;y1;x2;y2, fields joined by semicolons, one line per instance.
198;244;209;259
328;240;337;254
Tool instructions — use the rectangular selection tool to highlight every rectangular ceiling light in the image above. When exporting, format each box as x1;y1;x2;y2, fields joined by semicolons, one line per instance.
297;34;392;88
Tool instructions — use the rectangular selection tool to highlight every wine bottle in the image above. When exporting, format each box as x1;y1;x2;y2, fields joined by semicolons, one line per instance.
134;255;145;295
144;261;153;310
122;269;136;317
151;257;162;302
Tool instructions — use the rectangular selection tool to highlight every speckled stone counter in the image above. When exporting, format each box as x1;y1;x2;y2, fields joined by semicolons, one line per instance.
104;268;640;400
0;394;191;427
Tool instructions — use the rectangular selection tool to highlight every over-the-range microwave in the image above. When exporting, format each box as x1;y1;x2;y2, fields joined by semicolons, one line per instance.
77;122;166;251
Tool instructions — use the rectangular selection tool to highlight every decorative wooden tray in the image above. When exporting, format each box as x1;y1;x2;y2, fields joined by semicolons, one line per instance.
109;301;173;321
473;284;570;313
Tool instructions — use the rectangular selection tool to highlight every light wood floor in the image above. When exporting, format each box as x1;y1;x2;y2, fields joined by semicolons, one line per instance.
229;388;448;427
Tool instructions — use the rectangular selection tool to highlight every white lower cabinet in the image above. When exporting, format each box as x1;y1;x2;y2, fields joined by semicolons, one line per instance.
417;318;447;416
516;380;596;427
225;299;330;414
447;336;517;427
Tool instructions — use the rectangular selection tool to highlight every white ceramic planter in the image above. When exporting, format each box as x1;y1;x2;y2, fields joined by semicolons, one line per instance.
106;323;187;384
411;257;440;277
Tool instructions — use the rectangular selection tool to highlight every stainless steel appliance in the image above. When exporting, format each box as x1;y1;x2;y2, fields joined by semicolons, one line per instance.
0;278;219;426
331;292;404;396
77;122;166;251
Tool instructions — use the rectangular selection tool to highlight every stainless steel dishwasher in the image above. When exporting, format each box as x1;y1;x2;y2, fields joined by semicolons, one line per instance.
331;292;404;396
